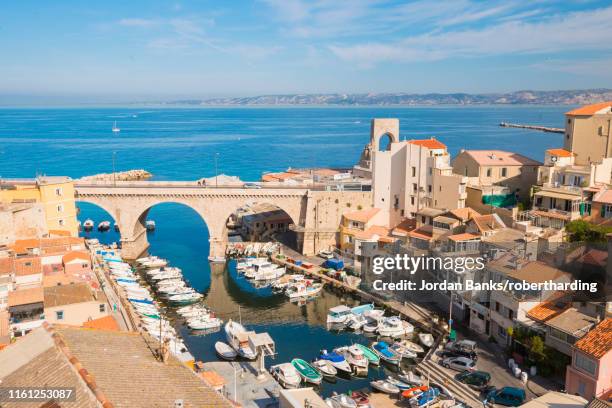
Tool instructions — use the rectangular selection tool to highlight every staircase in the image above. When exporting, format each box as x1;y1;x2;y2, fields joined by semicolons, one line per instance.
415;359;484;407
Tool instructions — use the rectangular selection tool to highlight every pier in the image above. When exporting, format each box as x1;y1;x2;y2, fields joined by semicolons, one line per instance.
499;122;564;133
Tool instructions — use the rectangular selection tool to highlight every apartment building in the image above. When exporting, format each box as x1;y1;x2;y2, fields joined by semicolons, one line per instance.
565;318;612;400
339;208;390;255
531;148;612;228
44;283;109;326
0;176;79;237
452;149;541;205
564;102;612;166
371;119;467;227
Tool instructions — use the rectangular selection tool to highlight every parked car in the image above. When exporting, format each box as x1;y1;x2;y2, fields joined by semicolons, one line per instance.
455;371;491;390
243;183;261;189
440;348;478;362
485;387;526;407
445;339;477;353
440;356;476;372
318;250;334;260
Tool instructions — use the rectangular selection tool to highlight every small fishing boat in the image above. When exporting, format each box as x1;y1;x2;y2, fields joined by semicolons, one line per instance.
370;380;400;394
83;219;94;230
391;342;418;359
410;387;440;408
350;391;371;407
270;363;302;389
418;333;434;348
345;314;368;330
354;344;380;366
286;281;323;299
129;297;154;305
312;359;337;377
326;393;358;408
401;385;429;399
225;319;257;360
362;317;380;333
168;292;203;305
397;339;424;354
146;220;156;231
291;358;323;385
327;305;352;324
214;341;237;360
350;303;375;316
398;370;423;386
371;341;401;366
386;376;413;390
208;256;226;263
319;350;352;375
377;316;414;338
97;221;111;231
188;317;223;330
335;345;369;376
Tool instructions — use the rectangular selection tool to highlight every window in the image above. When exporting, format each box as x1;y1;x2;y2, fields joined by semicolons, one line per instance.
411;196;415;205
55;187;62;196
412;183;418;193
575;352;596;375
497;325;507;338
602;204;612;218
429;167;433;175
99;304;106;313
427;185;432;193
56;311;64;320
439;186;442;192
57;204;64;212
59;219;65;226
501;168;507;177
486;168;492;177
411;167;416;177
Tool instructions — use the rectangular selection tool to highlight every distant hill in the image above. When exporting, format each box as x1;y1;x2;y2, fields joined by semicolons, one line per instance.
160;89;612;106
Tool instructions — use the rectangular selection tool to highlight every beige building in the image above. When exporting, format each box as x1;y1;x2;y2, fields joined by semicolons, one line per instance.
452;149;541;204
0;176;79;237
564;102;612;165
0;203;47;246
43;282;109;326
371;118;467;227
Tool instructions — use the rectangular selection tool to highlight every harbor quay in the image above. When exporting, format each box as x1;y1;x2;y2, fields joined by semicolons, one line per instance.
1;103;611;408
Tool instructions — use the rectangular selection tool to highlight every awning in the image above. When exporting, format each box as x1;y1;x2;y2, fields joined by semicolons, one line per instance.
534;190;582;201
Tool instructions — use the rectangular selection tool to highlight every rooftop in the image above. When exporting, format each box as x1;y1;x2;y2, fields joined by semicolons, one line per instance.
446;207;481;222
547;308;597;336
574;318;612;359
471;214;505;233
0;256;14;275
82;315;120;331
391;218;416;237
448;233;480;242
343;207;380;223
527;293;570;322
518;391;587;408
462;150;541;166
566;102;612;116
408;137;447;150
594;188;612;205
489;255;570;284
43;283;99;308
62;251;90;264
546;148;574;158
8;287;44;307
14;256;42;276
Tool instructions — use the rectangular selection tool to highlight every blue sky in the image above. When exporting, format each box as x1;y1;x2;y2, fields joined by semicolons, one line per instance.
1;0;611;100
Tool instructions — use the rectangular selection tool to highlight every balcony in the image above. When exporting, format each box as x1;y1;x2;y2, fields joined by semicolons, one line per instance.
540;183;584;196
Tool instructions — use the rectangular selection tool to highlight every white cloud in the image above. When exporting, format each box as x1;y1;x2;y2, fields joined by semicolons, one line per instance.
328;6;612;65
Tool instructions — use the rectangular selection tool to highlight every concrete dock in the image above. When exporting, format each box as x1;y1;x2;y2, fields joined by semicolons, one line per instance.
202;360;281;408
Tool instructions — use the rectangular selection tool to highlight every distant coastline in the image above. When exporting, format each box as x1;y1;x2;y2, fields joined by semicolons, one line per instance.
1;88;611;108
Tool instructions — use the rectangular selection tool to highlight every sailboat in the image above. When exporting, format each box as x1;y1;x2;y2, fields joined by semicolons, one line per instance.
112;121;121;133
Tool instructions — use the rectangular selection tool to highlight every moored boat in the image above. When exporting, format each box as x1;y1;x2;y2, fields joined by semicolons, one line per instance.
326;393;358;408
224;319;257;360
319;350;352;375
270;363;302;389
335;345;369;376
291;358;323;385
371;341;401;366
215;341;237;360
327;305;352;324
354;344;380;366
312;359;337;377
418;333;434;348
370;380;400;394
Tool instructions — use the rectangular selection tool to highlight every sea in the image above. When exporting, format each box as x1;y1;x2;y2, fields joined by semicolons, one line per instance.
0;105;568;397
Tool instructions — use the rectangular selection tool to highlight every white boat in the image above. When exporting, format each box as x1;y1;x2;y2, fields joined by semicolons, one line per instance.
345;314;368;330
146;220;156;231
312;359;337;377
397;340;424;354
326;393;358;408
208;256;226;263
390;342;417;359
398;370;423;386
112;121;120;133
377;316;414;338
215;341;237;360
286;282;322;299
168;292;203;305
146;266;181;276
224;319;257;360
335;345;369;376
270;363;302;389
327;305;352;324
188;317;222;330
83;219;94;230
362;317;381;333
141;259;169;269
149;271;183;281
370;380;400;394
319;350;352;375
251;264;285;281
418;333;435;348
98;221;111;231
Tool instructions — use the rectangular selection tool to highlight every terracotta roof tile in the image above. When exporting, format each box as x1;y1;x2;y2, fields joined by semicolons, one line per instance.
448;233;480;242
0;257;14;275
464;150;541;166
391;218;416;236
8;287;44;307
566;102;612;116
408;137;447;150
82;316;120;331
546;148;574;157
447;207;481;222
409;228;433;241
14;256;42;276
574;318;612;359
343;208;380;223
62;251;90;264
527;293;570;322
43;283;95;308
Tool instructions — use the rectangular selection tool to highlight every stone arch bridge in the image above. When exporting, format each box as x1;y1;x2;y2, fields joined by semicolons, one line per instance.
75;182;373;260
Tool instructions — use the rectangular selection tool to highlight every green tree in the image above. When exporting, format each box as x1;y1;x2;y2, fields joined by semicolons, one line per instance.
529;336;545;362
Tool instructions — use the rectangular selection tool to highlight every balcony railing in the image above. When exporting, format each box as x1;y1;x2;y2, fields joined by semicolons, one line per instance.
540;183;584;195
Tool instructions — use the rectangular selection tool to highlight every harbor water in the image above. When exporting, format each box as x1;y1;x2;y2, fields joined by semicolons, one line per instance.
1;106;568;397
